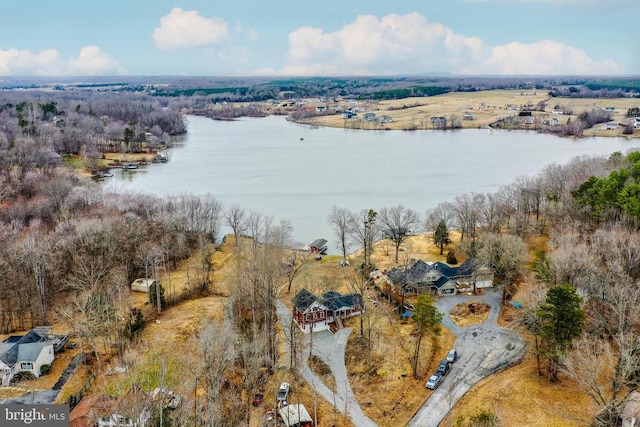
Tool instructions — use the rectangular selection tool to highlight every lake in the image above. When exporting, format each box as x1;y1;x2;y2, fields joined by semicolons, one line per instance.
107;115;639;250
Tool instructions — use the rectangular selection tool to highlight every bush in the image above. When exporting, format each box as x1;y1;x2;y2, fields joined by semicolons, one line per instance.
469;409;499;427
447;251;458;264
40;364;52;376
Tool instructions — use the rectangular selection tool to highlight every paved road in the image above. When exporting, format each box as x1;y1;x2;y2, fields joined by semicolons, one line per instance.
408;290;527;427
278;290;526;427
277;303;377;427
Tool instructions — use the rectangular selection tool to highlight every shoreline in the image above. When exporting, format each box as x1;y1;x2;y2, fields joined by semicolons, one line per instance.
209;89;640;139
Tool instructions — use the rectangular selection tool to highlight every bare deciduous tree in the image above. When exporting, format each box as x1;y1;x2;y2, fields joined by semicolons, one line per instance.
328;206;352;261
379;205;421;264
226;204;247;246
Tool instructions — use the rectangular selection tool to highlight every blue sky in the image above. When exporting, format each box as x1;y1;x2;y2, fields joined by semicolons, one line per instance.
1;0;638;76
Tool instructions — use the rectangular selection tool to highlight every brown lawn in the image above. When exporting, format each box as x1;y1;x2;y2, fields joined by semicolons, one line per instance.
287;90;639;138
22;232;600;426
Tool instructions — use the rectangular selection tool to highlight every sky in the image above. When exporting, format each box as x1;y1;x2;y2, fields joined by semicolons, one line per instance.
0;0;638;77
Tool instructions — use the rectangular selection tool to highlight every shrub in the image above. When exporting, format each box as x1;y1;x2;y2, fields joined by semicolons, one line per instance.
40;364;52;376
469;409;499;426
447;251;458;264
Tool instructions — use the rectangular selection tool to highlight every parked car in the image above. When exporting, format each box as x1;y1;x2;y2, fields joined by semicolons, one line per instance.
276;382;290;402
426;372;443;390
252;393;264;406
437;359;450;376
446;349;458;363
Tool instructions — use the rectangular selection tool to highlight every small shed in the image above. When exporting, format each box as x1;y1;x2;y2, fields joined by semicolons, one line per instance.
309;239;328;255
279;404;313;427
130;278;159;293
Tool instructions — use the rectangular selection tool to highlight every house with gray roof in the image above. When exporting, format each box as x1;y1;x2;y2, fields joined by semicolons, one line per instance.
0;327;58;385
386;258;493;296
292;289;364;333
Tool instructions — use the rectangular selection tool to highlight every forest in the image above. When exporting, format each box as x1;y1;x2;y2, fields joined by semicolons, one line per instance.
0;82;639;426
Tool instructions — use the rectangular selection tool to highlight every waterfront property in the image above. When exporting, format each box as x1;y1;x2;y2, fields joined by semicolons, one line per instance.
292;289;365;333
386;259;493;296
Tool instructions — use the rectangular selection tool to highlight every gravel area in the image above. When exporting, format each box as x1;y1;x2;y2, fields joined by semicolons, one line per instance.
408;290;527;427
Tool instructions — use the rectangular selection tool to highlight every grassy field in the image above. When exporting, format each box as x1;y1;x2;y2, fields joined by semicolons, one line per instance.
285;89;640;137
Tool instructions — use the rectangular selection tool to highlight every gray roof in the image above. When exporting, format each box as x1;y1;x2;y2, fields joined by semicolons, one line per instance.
292;289;318;312
293;289;363;313
321;291;364;311
17;342;49;362
309;238;327;248
0;329;51;367
388;259;481;290
0;343;16;366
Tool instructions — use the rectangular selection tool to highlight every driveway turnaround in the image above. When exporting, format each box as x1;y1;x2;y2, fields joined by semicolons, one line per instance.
277;303;377;427
408;290;527;427
278;289;526;427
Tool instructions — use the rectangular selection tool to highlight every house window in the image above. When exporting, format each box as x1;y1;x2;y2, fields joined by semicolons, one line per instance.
20;362;33;370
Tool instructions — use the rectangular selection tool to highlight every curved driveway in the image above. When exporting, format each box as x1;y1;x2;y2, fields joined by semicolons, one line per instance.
408;290;527;427
277;303;377;427
278;289;526;427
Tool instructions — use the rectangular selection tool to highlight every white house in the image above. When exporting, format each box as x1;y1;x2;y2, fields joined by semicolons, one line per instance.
362;112;377;122
0;328;56;385
130;278;160;293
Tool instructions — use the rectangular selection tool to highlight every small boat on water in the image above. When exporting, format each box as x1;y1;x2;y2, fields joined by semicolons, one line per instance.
122;162;139;169
92;170;113;179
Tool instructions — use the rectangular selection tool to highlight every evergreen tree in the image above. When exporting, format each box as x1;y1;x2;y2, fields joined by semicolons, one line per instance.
538;284;585;382
433;219;451;255
411;295;443;378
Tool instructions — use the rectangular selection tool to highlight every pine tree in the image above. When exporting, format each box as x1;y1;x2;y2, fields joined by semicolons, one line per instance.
433;219;451;255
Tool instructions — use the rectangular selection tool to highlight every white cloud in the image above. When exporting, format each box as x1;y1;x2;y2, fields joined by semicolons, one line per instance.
153;8;229;50
282;12;621;76
285;12;487;75
0;49;61;75
0;46;125;76
67;46;126;75
463;40;620;75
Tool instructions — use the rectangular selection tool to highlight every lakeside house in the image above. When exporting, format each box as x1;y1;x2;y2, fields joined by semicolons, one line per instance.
292;289;364;333
386;259;493;296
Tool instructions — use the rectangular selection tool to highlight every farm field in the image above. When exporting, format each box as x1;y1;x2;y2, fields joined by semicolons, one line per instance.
268;89;640;137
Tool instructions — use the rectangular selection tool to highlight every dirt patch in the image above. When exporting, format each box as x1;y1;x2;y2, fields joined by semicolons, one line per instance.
308;356;336;393
450;302;491;327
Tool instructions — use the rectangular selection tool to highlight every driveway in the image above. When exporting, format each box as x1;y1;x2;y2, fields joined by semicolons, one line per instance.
408;290;527;427
278;289;526;427
276;303;377;427
0;353;85;405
